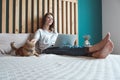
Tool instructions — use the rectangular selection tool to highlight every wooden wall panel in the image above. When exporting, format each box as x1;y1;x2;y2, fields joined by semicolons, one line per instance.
15;0;20;33
33;0;37;32
53;0;57;31
39;0;42;28
44;0;48;15
62;1;66;34
49;0;52;13
0;0;78;39
22;0;26;33
27;0;32;33
2;0;6;33
66;2;70;34
9;0;13;33
58;0;62;34
74;3;78;44
70;2;75;34
74;3;78;35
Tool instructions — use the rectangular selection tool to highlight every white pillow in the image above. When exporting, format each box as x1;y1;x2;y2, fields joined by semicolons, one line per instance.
0;33;31;54
54;34;77;47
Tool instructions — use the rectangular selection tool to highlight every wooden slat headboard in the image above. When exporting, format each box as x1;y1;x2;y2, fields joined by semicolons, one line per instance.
0;0;78;35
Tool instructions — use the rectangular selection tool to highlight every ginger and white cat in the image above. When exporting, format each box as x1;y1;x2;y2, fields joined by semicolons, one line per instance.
10;39;39;57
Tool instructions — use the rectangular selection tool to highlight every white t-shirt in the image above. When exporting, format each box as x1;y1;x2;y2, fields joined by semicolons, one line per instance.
33;29;58;53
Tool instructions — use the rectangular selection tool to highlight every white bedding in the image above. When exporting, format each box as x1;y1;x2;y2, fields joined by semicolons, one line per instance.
0;54;120;80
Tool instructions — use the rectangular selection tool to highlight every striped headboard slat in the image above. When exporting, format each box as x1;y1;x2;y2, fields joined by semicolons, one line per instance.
27;0;32;33
53;0;57;32
9;0;13;33
74;2;78;35
62;1;66;34
48;0;53;13
66;1;70;34
57;0;62;34
2;0;6;33
0;0;78;35
44;0;48;15
15;0;19;33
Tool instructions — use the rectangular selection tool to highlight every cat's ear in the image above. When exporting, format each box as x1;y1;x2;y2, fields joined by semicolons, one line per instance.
31;39;37;44
26;40;30;43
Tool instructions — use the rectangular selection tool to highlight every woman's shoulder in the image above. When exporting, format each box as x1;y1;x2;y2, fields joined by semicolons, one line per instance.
35;28;44;32
34;28;43;35
37;28;42;31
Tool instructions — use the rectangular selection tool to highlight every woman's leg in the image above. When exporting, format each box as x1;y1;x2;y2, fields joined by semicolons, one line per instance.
88;32;110;53
92;39;114;58
42;32;113;58
42;47;90;56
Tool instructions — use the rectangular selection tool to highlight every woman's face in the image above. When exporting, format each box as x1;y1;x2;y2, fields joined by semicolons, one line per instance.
45;14;53;26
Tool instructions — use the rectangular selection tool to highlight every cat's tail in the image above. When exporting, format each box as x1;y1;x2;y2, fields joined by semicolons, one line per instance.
10;42;17;50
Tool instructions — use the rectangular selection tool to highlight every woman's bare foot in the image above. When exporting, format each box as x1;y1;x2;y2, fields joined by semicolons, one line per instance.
89;32;111;53
92;39;114;58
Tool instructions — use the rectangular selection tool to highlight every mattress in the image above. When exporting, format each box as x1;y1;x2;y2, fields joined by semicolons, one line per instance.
0;54;120;80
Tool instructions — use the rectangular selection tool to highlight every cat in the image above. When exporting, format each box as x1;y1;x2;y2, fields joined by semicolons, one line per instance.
10;39;39;57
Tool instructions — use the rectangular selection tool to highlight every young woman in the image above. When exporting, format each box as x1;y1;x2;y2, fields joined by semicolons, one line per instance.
32;13;114;58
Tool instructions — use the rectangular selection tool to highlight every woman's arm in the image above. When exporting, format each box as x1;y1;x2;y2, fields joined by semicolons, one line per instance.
32;29;41;44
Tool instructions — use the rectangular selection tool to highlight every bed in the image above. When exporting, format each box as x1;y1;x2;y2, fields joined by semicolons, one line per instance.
1;53;120;80
0;0;120;80
0;33;120;80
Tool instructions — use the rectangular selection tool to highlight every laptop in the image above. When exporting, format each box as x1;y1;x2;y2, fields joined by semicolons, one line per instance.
54;34;77;47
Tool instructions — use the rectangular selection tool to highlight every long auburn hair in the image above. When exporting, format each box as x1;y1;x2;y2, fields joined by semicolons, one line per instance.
41;13;55;32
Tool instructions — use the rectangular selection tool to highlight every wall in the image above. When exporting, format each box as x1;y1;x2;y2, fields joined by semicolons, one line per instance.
102;0;120;54
78;0;102;46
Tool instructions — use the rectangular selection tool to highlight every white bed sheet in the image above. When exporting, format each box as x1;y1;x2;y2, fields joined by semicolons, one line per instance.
0;54;120;80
